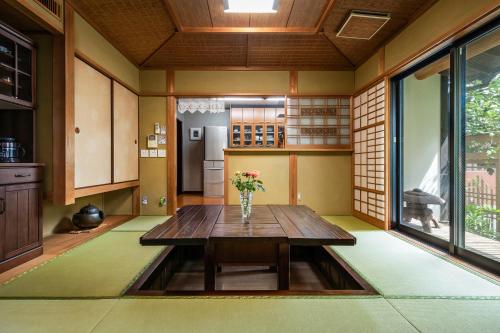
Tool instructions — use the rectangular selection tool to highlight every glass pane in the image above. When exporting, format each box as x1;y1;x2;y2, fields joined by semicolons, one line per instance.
232;125;241;146
243;125;252;146
17;44;31;75
266;125;274;146
255;124;263;146
0;35;15;68
464;28;500;262
401;54;451;241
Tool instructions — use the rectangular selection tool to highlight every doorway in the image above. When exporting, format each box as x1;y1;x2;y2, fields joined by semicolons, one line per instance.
176;118;183;196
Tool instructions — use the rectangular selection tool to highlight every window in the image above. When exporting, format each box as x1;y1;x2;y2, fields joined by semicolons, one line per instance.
392;21;499;273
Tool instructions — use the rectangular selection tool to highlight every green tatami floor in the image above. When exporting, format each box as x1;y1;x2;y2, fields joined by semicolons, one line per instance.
0;215;499;332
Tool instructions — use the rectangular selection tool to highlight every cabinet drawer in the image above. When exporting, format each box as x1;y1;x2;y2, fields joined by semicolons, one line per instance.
0;167;42;185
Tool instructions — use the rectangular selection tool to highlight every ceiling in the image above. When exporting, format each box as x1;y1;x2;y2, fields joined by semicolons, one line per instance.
70;0;437;69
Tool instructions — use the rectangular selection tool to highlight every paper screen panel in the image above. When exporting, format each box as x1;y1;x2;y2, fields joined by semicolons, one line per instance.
353;81;385;130
286;96;351;147
353;80;387;225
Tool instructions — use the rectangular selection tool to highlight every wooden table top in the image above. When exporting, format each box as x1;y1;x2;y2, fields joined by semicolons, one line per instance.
140;205;356;246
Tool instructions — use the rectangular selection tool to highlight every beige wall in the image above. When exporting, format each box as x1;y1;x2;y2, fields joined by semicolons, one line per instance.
354;0;497;91
298;71;354;94
297;153;352;215
175;71;290;94
226;153;290;205
74;13;140;91
140;70;167;93
139;97;168;215
354;53;379;91
225;152;352;215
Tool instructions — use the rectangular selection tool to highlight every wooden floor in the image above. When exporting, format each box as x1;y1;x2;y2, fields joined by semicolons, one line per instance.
402;220;500;262
0;215;132;284
165;261;331;291
177;193;224;207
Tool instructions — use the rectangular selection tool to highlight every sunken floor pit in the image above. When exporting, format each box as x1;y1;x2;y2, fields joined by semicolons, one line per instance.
127;245;377;296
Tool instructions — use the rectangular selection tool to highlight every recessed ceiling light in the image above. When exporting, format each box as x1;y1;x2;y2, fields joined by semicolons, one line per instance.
224;0;278;14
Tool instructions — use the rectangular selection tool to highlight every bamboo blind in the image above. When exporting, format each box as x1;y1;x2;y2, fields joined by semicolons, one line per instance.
353;81;387;223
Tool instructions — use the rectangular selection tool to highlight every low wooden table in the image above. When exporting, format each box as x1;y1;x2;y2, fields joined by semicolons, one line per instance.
140;205;356;291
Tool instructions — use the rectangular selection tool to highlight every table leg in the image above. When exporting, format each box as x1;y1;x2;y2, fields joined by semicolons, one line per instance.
278;243;290;290
204;242;216;291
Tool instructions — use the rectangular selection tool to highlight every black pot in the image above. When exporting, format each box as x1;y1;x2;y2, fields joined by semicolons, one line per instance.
72;204;105;229
0;137;26;163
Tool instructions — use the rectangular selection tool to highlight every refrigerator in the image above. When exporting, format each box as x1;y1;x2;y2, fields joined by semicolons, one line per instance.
203;126;228;197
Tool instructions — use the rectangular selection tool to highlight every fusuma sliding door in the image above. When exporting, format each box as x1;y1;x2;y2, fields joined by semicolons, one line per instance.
74;58;112;188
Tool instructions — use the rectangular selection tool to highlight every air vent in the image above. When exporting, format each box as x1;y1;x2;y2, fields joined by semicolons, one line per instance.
34;0;63;19
337;11;390;40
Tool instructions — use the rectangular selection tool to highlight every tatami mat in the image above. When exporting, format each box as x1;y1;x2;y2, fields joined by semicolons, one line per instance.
111;216;171;232
0;232;165;298
388;298;500;333
91;298;417;333
0;299;117;333
324;216;500;298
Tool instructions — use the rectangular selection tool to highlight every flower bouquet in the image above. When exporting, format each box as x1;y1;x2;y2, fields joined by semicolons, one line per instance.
231;170;265;221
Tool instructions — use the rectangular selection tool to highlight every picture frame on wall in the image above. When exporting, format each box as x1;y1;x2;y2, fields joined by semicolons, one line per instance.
190;128;202;141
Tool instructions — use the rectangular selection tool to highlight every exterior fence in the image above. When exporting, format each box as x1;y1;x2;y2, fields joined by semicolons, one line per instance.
465;175;498;239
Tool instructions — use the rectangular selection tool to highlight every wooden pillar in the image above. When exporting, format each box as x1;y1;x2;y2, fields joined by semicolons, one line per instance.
289;70;298;205
52;2;75;205
289;153;297;205
166;70;177;215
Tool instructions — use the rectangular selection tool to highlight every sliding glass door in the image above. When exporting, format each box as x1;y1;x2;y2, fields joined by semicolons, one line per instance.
393;21;499;273
398;55;451;244
461;27;500;264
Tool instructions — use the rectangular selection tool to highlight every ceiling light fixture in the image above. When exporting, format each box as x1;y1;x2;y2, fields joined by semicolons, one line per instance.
224;0;278;14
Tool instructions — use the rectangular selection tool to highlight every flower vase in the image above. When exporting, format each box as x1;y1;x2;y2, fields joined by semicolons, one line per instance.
239;191;253;222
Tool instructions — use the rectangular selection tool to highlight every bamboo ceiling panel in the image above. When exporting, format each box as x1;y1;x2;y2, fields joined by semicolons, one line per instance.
247;35;352;68
144;33;248;67
71;0;176;64
167;0;329;29
323;0;436;65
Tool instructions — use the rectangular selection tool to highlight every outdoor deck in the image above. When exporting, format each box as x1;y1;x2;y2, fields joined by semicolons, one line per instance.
402;220;500;262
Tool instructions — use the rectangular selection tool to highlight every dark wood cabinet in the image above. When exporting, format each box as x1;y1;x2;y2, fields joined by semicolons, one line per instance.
0;165;43;272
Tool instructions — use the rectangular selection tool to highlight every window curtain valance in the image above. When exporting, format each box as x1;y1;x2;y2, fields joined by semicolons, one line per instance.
177;98;226;114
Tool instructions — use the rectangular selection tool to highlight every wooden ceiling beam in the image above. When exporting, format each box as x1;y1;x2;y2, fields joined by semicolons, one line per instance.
162;0;184;32
179;27;317;33
143;65;353;71
315;0;336;33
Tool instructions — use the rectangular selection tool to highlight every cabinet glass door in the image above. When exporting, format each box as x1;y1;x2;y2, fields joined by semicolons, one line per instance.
243;125;252;146
232;124;241;146
0;35;15;98
255;124;264;146
266;125;275;146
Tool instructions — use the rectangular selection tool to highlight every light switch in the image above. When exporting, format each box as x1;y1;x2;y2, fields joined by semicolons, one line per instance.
149;149;158;158
158;149;166;158
140;149;149;158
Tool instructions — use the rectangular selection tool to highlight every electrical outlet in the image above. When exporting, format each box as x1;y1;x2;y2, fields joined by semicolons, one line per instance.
297;192;302;201
142;196;148;205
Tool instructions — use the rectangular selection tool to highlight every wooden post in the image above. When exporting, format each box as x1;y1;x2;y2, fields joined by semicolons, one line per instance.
52;2;75;205
166;70;177;215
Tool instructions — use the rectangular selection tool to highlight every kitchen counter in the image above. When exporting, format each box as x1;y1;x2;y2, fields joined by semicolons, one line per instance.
224;148;353;153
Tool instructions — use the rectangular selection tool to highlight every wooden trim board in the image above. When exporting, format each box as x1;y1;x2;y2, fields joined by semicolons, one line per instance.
74;181;139;198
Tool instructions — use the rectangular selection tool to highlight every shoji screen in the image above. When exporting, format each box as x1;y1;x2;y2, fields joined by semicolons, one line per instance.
352;80;389;229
